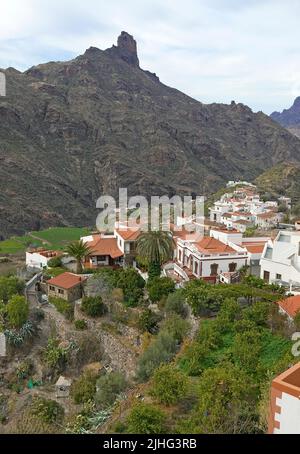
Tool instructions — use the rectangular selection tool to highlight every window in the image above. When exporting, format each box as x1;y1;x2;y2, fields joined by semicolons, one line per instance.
190;256;193;270
58;289;64;295
178;249;182;262
263;270;270;282
49;285;55;291
276;273;282;280
210;263;218;276
194;261;198;274
229;262;237;272
97;255;106;261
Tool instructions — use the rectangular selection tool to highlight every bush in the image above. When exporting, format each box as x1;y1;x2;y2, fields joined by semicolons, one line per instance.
138;309;161;334
165;290;188;318
161;314;190;343
74;319;87;330
115;268;145;306
50;297;74;320
95;372;127;409
47;256;62;268
126;403;166;434
81;296;106;317
0;276;25;303
73;332;103;367
137;331;178;382
150;364;188;405
70;371;97;404
31;397;64;424
42;337;68;371
6;295;29;328
147;277;175;303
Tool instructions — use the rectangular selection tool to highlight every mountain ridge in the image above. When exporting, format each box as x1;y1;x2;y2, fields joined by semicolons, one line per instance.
1;31;300;238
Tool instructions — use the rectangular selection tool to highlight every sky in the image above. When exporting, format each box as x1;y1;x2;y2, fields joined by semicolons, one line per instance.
0;0;300;114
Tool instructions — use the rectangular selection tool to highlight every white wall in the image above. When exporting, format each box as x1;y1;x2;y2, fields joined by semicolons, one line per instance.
274;392;300;434
26;252;48;269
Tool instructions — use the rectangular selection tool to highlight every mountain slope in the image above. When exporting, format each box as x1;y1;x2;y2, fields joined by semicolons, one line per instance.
255;162;300;210
1;31;300;237
271;97;300;138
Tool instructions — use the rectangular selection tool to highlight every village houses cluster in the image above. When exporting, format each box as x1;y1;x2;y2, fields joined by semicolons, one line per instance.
22;181;300;434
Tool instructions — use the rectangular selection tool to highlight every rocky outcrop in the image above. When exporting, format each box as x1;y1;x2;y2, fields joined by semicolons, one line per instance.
271;97;300;138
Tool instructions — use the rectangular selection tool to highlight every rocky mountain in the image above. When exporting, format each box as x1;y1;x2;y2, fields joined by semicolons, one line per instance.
1;31;300;238
271;97;300;138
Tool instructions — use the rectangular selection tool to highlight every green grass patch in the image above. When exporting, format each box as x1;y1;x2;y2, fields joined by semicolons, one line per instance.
0;227;91;255
30;227;90;249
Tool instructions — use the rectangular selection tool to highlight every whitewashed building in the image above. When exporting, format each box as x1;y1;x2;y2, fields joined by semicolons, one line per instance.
260;231;300;289
26;249;62;269
268;362;300;434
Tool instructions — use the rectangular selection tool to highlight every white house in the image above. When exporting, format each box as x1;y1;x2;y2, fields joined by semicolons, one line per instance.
260;231;300;289
268;362;300;434
174;234;248;283
26;249;62;270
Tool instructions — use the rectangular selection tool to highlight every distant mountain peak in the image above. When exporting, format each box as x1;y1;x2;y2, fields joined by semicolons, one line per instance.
271;96;300;129
105;31;139;67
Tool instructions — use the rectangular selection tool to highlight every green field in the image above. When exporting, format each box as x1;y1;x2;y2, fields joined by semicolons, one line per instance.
0;227;91;255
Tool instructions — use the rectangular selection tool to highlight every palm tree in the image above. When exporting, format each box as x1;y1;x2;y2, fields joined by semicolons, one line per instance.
136;230;174;280
65;239;94;274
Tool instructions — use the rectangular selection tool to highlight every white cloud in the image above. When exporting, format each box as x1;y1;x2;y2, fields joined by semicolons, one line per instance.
0;0;300;113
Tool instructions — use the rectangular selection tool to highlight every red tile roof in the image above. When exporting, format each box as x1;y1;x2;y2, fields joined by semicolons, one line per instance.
195;237;236;255
47;272;86;290
277;295;300;318
115;228;141;241
86;235;123;258
257;211;276;219
243;244;265;254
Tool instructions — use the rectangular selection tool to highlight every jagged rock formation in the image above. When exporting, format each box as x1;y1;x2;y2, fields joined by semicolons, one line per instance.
271;97;300;138
1;32;300;237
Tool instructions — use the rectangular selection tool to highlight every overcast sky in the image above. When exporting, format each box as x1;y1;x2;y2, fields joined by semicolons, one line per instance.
0;0;299;114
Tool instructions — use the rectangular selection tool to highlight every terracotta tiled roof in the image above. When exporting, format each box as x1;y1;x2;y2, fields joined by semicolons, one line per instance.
277;295;300;318
233;211;252;216
47;272;86;290
195;237;236;255
233;219;251;225
257;211;276;219
85;235;123;259
115;228;141;241
243;244;265;254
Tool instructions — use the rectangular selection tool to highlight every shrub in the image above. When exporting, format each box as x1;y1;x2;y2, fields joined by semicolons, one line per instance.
42;337;68;371
71;371;97;404
136;331;178;382
138;309;161;334
0;276;25;303
74;319;87;330
50;297;74;320
115;268;145;306
126;403;166;434
31;397;64;424
6;295;29;329
73;332;103;367
147;277;175;303
161;314;190;343
81;296;106;317
16;359;34;380
95;372;127;409
47;256;62;268
150;364;188;405
165;290;188;318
